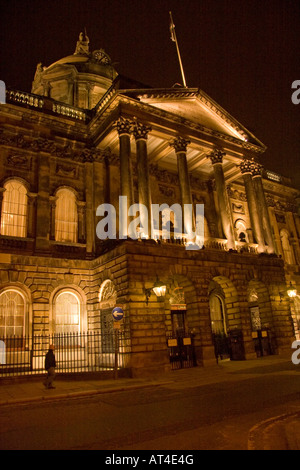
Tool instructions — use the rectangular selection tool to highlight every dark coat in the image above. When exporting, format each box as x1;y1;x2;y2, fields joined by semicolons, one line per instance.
45;350;56;371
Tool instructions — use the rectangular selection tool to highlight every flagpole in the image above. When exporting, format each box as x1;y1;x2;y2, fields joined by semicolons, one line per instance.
169;11;187;88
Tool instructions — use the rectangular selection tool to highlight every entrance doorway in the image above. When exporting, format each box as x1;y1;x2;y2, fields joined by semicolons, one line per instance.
209;293;230;361
168;308;195;369
250;306;273;357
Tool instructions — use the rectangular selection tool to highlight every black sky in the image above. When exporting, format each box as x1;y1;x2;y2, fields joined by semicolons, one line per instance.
0;0;299;188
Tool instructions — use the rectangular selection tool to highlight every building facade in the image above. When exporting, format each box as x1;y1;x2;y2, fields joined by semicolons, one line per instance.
0;33;299;376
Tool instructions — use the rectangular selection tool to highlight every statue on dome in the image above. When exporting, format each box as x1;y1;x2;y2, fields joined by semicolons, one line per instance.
34;62;44;82
74;30;90;55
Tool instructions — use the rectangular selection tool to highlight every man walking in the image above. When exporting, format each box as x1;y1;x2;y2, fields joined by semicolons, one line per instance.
43;344;56;389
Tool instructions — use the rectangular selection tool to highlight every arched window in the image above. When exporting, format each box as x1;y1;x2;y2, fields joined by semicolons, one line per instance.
235;219;248;243
209;294;227;334
280;229;294;265
1;180;28;237
55;188;78;243
99;280;117;353
0;289;26;337
55;291;81;335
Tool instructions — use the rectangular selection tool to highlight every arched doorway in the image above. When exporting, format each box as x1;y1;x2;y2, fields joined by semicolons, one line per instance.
167;285;196;369
99;280;117;355
209;277;245;361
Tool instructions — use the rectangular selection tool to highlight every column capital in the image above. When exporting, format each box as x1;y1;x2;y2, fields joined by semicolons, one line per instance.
169;136;191;153
116;118;132;136
251;161;263;177
208;148;226;165
239;159;253;175
132;121;152;141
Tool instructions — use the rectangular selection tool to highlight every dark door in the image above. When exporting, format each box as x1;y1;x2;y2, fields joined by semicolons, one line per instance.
168;310;196;369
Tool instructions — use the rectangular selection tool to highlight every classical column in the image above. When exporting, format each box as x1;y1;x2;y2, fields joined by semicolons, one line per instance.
170;136;194;238
251;162;275;253
132;121;152;238
239;159;265;253
208;149;235;250
84;157;95;257
116;119;134;238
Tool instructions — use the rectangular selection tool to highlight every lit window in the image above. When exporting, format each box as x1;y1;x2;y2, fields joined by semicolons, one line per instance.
55;188;78;243
55;291;81;335
0;290;25;337
1;180;27;237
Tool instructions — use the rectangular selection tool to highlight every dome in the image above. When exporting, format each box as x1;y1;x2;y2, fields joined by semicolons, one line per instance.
31;32;118;109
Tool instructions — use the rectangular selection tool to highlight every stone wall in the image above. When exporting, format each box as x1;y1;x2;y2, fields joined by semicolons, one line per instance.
0;240;295;376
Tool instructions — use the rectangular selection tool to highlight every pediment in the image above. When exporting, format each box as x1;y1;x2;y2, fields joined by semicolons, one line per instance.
139;89;264;148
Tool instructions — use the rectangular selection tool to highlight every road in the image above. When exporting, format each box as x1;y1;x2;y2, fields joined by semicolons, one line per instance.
0;359;300;450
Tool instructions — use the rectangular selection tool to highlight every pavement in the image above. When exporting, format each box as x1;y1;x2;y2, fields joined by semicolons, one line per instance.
1;354;300;450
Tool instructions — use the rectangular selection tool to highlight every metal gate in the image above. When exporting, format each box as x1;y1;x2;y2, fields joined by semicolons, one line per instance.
212;330;245;362
252;328;274;357
167;332;196;370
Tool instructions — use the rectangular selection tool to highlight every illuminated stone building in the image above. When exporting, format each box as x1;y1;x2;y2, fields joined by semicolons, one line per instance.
0;32;299;376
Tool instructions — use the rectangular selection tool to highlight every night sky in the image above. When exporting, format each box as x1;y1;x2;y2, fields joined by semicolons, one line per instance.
0;0;299;188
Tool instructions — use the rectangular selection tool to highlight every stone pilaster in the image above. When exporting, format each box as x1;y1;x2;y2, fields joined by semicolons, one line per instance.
85;160;95;257
35;154;50;252
27;192;38;239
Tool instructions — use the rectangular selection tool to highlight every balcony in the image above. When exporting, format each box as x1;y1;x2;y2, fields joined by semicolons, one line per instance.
6;89;89;123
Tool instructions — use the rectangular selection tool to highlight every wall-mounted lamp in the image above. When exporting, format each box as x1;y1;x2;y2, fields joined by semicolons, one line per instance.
287;283;297;298
145;279;167;305
280;283;297;302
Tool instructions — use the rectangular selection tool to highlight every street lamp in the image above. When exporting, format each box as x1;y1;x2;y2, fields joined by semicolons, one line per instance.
287;283;297;298
145;279;167;305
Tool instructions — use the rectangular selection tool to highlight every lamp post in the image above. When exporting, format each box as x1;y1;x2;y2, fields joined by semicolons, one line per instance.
145;279;167;305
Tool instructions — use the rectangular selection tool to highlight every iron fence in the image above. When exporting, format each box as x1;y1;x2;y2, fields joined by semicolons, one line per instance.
0;330;131;377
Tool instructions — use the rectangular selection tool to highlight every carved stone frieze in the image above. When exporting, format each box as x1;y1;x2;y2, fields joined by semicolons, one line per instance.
149;164;178;185
56;164;78;179
6;153;32;170
0;129;121;165
227;185;247;202
158;185;176;198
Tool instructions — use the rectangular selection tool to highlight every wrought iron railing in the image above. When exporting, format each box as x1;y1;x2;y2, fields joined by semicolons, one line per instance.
0;331;131;377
